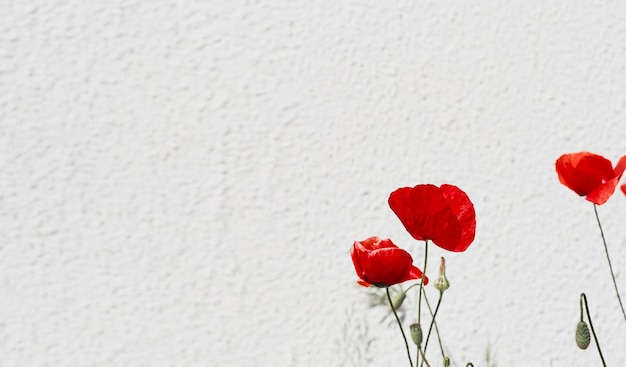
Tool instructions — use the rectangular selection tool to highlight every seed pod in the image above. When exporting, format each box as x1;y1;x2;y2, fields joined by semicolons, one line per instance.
410;323;422;346
575;321;591;350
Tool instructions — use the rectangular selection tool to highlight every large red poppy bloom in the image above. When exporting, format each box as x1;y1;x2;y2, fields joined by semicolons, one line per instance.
555;152;626;205
351;236;427;288
388;184;476;252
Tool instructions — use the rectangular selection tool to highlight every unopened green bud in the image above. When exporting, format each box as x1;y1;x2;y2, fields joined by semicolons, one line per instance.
391;290;407;309
443;356;451;367
410;323;422;346
575;321;591;349
434;257;450;292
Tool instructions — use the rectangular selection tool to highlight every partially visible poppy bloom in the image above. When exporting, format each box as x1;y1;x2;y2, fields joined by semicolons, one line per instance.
555;152;626;205
351;236;427;288
622;184;626;197
388;184;476;252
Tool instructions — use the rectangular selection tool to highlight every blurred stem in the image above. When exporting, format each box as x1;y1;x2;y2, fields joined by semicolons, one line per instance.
387;287;413;367
580;293;607;367
418;347;431;367
593;204;626;324
405;282;422;294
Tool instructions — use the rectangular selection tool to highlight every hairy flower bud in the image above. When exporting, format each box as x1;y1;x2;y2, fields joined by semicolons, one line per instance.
410;323;422;346
443;356;451;367
434;257;450;292
575;321;591;349
391;290;407;309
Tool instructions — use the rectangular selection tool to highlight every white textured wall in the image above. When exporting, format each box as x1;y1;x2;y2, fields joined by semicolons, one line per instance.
2;1;626;366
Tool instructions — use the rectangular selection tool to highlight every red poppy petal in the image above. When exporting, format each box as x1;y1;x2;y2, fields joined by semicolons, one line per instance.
389;185;461;247
350;242;365;281
356;236;384;251
428;216;462;251
556;152;614;196
586;177;621;205
352;238;418;287
621;184;626;196
440;184;476;252
364;248;412;285
614;155;626;177
388;186;432;241
362;247;416;287
584;155;626;205
368;237;397;251
408;265;429;285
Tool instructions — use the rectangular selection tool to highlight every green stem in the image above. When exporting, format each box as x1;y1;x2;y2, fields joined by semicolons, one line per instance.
418;347;432;367
387;287;413;367
404;282;422;294
593;204;626;324
580;293;607;367
418;241;429;324
423;291;443;358
416;345;419;367
423;290;445;359
416;241;429;367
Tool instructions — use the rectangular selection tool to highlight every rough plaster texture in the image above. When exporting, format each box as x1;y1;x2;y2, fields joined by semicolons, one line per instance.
2;1;626;366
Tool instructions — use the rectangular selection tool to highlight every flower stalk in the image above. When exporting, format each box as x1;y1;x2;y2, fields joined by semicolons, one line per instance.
579;293;607;367
593;204;626;324
422;257;448;365
387;287;413;367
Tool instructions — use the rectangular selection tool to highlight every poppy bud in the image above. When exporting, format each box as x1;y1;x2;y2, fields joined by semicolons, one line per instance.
391;290;407;309
434;257;450;292
575;321;591;349
443;356;450;367
410;323;422;346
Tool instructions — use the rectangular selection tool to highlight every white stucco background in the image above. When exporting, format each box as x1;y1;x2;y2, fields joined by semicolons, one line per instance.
2;1;626;366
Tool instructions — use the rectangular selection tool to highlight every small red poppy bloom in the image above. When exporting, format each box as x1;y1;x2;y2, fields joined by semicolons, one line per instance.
555;152;626;205
351;236;427;288
388;184;476;252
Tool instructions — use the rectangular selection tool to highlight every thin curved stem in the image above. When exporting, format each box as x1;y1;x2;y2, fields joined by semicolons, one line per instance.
387;287;413;367
423;291;443;357
593;204;626;324
423;290;445;359
404;282;422;294
418;347;432;367
580;293;607;367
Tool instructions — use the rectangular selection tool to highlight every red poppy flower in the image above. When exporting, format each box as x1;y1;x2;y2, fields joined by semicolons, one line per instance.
388;184;476;252
351;236;427;288
555;152;626;205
